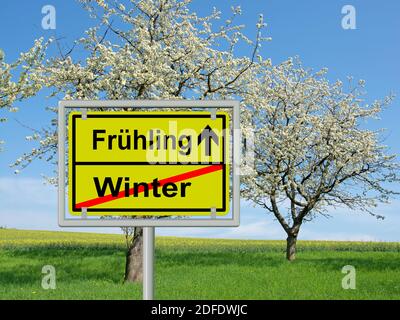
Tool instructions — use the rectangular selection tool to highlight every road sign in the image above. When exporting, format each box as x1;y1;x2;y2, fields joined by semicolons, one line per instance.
59;100;240;301
68;111;229;216
58;100;240;227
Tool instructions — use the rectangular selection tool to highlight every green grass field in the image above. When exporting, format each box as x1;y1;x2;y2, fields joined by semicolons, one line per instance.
1;229;399;300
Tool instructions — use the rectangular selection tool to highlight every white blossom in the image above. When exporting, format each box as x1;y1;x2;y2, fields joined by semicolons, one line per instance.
7;0;270;170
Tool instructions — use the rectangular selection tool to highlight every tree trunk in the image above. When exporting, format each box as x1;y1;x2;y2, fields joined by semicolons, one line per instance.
124;227;143;283
286;234;297;261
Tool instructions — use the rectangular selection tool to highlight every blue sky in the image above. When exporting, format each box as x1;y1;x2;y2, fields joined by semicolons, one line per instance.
0;0;399;240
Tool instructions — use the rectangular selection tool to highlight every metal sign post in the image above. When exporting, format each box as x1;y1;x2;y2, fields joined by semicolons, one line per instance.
143;227;155;300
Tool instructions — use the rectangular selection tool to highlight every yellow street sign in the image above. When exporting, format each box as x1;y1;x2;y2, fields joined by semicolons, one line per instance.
68;111;230;216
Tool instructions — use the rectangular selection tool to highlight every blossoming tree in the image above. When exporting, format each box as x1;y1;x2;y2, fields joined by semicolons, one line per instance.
241;59;399;261
8;0;270;281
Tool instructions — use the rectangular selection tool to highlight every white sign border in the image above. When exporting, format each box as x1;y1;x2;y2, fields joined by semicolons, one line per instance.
58;100;240;227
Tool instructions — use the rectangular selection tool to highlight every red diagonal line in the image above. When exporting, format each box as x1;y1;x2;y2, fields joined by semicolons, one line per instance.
75;164;223;209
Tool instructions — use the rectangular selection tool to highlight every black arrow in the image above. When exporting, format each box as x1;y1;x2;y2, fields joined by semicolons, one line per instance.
197;125;219;157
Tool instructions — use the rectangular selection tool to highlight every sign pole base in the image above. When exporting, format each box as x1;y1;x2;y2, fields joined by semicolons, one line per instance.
143;226;155;300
